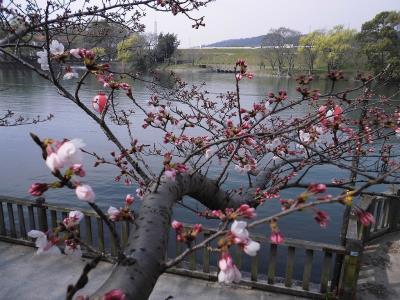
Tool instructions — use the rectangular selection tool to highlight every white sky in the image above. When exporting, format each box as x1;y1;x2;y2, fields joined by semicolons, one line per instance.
22;0;400;47
141;0;400;48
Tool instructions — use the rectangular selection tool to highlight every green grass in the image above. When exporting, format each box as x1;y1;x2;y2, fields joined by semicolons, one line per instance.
176;48;264;67
174;48;367;77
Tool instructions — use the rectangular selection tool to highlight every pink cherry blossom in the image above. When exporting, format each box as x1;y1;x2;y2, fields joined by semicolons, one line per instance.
49;40;64;55
75;184;95;202
108;206;121;221
235;73;243;81
45;152;64;172
69;48;83;58
205;148;213;159
230;220;249;242
164;168;177;180
230;220;260;256
57;139;85;166
125;194;134;206
64;239;82;256
27;230;61;255
63;210;84;229
218;252;242;284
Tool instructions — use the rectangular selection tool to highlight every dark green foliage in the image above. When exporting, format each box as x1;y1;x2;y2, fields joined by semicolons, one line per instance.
358;11;400;78
117;33;179;71
154;33;180;64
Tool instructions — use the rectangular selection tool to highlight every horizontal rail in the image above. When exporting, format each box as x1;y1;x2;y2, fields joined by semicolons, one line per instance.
0;195;346;298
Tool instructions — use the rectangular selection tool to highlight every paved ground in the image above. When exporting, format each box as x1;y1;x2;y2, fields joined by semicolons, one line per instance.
357;231;400;300
0;242;302;300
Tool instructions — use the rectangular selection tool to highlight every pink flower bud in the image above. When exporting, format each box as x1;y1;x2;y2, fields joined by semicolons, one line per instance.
69;48;84;59
236;204;256;219
270;231;284;244
104;289;126;300
308;183;327;194
125;194;134;206
28;183;48;196
314;210;329;228
246;72;254;79
171;220;183;231
218;252;241;284
75;184;95;202
356;209;375;226
211;210;225;220
70;164;85;177
176;233;184;242
175;163;189;173
192;224;202;235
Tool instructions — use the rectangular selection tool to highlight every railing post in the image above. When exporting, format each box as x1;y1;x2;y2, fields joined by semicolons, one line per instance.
388;190;400;232
36;198;48;232
338;213;363;300
338;239;363;300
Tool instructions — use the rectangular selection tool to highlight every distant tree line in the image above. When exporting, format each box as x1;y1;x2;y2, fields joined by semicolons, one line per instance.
261;11;400;79
117;33;180;71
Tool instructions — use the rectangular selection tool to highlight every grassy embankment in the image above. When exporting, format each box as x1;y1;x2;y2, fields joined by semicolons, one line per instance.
166;48;363;77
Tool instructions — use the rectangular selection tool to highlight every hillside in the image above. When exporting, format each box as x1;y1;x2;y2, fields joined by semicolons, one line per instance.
206;35;265;47
205;33;301;48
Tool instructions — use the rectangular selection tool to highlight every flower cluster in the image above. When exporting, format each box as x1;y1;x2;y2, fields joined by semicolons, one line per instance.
162;152;189;181
230;221;260;256
269;220;284;244
217;220;260;284
70;48;97;67
218;252;242;284
36;40;65;71
29;137;96;203
107;194;135;222
268;90;288;103
201;204;257;221
171;220;202;243
27;210;84;256
97;73;132;94
235;59;254;81
318;104;343;128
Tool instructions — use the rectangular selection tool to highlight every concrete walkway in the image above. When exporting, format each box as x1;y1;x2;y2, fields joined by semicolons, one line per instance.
357;231;400;300
0;242;301;300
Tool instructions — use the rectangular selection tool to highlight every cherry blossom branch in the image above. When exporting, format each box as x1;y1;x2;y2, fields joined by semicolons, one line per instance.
66;256;102;300
29;133;124;258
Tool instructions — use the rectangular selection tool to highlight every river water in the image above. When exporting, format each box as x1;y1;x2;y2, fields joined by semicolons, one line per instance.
0;66;398;246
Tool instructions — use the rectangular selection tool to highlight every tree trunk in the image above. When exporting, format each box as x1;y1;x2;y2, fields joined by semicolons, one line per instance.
91;172;251;299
